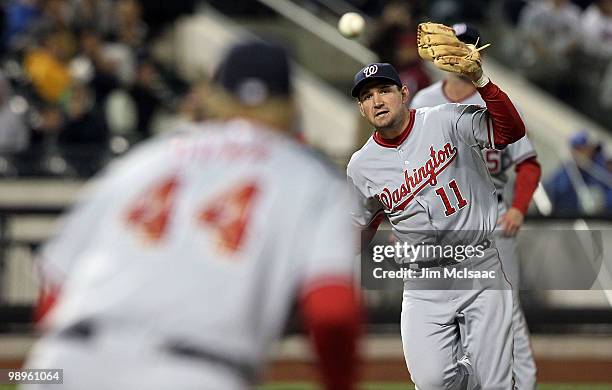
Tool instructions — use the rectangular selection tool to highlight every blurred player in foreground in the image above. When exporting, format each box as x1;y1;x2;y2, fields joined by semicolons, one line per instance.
23;41;362;390
347;22;526;389
410;23;540;389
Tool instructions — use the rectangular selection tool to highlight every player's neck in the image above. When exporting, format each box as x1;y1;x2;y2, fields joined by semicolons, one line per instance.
376;108;412;140
443;77;476;103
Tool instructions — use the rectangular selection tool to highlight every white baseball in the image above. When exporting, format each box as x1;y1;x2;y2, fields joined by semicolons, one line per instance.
338;12;365;39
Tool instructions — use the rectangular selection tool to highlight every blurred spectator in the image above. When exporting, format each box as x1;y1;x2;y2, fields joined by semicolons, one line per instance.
23;27;74;103
139;0;197;40
15;103;65;176
581;0;612;61
545;131;610;213
503;0;528;26
464;0;494;21
368;1;431;100
0;0;217;177
0;72;29;153
72;28;131;102
33;104;64;137
604;157;612;209
427;0;489;24
600;60;612;107
41;0;74;29
428;0;462;24
101;41;136;86
57;82;109;176
128;58;163;140
517;0;581;98
347;0;386;17
111;0;147;50
71;0;115;35
4;0;42;51
72;29;110;88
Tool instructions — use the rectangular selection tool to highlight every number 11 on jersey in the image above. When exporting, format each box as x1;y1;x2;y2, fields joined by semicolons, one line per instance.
434;180;468;216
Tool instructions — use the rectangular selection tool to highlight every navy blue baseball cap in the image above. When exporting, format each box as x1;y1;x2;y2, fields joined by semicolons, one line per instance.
214;40;291;105
452;23;481;45
351;63;403;98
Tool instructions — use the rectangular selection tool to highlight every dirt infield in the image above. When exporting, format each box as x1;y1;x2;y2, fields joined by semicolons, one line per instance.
2;357;611;384
266;359;612;383
264;334;612;383
2;334;611;384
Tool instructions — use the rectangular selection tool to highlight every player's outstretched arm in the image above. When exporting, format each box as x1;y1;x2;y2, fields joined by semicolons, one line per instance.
476;79;526;147
300;281;362;390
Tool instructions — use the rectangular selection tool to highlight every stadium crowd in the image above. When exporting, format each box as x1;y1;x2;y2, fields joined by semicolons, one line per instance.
342;0;612;129
0;0;198;177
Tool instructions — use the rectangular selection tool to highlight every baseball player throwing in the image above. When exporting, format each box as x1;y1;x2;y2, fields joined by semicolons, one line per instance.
347;23;525;388
410;23;541;390
23;41;362;390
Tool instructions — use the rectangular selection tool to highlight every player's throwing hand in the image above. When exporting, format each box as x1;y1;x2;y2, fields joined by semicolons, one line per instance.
498;207;525;237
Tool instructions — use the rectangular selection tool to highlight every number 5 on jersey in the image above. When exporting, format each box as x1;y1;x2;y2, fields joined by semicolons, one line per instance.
435;180;468;216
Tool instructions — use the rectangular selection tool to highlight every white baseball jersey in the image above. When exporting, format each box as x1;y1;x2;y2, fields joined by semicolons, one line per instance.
410;81;537;213
347;104;500;248
581;4;612;59
37;120;355;372
519;1;582;65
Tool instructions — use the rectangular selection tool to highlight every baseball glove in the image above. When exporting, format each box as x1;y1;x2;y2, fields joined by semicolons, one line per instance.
417;22;487;80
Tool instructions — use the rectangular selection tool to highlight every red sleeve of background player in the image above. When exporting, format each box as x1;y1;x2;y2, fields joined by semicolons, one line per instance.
300;279;362;390
477;81;525;147
512;157;542;214
33;282;60;325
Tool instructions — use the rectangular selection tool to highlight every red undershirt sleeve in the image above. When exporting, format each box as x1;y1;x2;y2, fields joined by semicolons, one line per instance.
33;282;60;325
511;157;542;214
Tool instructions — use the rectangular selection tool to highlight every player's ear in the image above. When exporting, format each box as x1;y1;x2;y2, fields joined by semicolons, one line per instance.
400;85;409;104
358;101;365;117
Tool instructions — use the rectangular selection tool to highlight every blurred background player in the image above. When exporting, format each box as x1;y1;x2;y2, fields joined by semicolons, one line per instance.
516;0;581;101
21;40;362;390
410;23;541;389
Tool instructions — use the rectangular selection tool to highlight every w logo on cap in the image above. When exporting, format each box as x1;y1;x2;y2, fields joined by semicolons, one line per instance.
363;65;378;77
351;62;401;97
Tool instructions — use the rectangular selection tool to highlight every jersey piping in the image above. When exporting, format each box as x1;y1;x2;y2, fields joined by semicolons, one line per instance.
372;109;416;148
